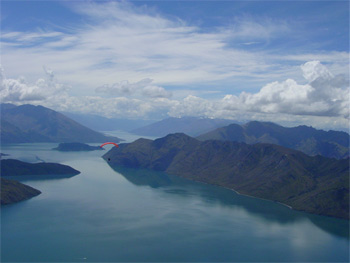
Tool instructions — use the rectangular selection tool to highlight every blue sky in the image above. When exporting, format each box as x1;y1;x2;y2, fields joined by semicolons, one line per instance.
1;0;349;130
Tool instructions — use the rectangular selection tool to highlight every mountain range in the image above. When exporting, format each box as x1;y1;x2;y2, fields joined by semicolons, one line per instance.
197;121;349;159
131;117;235;137
103;133;349;219
1;104;121;143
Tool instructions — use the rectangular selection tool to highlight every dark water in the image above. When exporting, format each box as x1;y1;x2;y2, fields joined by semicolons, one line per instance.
1;141;349;262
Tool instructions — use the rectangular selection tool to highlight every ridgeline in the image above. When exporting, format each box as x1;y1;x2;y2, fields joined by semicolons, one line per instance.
103;133;349;219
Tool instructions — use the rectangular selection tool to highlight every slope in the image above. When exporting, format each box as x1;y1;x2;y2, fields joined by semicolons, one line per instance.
1;103;122;143
103;133;349;219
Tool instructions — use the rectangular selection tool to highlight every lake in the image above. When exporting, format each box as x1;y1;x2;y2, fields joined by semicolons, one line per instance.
1;132;349;262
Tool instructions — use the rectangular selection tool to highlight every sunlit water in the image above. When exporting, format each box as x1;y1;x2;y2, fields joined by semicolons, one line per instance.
1;132;349;262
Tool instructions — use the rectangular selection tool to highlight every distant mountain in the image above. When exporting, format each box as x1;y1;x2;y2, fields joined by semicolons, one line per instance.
62;112;155;131
1;178;41;205
103;133;349;219
1;159;80;176
53;142;103;151
197;121;349;159
131;117;235;137
0;104;122;143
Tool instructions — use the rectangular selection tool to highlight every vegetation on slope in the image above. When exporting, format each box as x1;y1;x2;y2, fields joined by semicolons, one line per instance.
103;133;349;219
1;103;121;143
1;178;41;205
1;159;80;176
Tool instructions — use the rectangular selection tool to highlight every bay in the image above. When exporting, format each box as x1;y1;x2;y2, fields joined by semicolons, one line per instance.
1;134;349;262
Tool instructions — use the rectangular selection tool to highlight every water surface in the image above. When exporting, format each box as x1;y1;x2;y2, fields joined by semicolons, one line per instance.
1;140;349;262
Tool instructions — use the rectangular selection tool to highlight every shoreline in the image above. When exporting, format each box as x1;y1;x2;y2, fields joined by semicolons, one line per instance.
180;175;294;210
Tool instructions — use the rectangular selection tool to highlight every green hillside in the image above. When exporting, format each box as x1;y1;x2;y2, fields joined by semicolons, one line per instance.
103;133;349;219
1;178;41;205
1;159;80;176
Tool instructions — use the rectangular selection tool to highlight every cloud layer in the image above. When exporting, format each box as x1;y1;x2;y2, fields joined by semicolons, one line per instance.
2;1;348;93
220;61;349;119
1;61;348;130
95;78;172;98
1;1;349;130
0;66;69;102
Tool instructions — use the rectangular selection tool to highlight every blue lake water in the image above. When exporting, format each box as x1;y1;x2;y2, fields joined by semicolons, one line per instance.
1;134;349;262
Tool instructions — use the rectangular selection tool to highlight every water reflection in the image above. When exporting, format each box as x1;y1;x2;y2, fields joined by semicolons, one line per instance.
108;164;349;239
3;174;78;182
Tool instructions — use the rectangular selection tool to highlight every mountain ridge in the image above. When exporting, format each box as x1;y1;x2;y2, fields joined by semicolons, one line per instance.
103;133;349;219
197;121;349;159
1;103;122;143
1;159;81;176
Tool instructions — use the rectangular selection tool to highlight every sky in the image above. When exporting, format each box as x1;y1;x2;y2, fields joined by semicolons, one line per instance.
1;0;349;131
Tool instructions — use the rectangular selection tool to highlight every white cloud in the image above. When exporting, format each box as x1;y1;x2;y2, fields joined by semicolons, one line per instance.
1;1;349;130
167;61;349;130
44;95;176;120
0;66;68;102
301;60;334;82
169;95;215;118
96;78;152;96
0;66;174;119
220;61;349;118
142;85;172;98
0;0;295;92
1;31;64;44
225;16;289;41
1;0;348;101
1;61;348;131
95;78;172;98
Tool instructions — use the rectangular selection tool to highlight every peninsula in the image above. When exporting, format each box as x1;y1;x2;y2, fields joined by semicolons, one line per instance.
1;159;81;205
1;178;41;205
103;133;349;219
1;159;81;177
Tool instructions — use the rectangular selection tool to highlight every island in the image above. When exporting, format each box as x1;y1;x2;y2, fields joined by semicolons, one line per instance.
1;178;41;205
53;142;104;152
103;133;349;219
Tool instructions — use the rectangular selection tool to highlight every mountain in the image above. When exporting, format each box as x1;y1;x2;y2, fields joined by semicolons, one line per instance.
103;133;349;219
61;112;155;131
1;178;41;205
0;104;122;143
1;159;80;176
131;117;235;137
53;142;104;151
197;121;349;159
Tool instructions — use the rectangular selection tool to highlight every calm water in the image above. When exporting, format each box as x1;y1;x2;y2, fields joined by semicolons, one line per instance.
1;134;349;262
